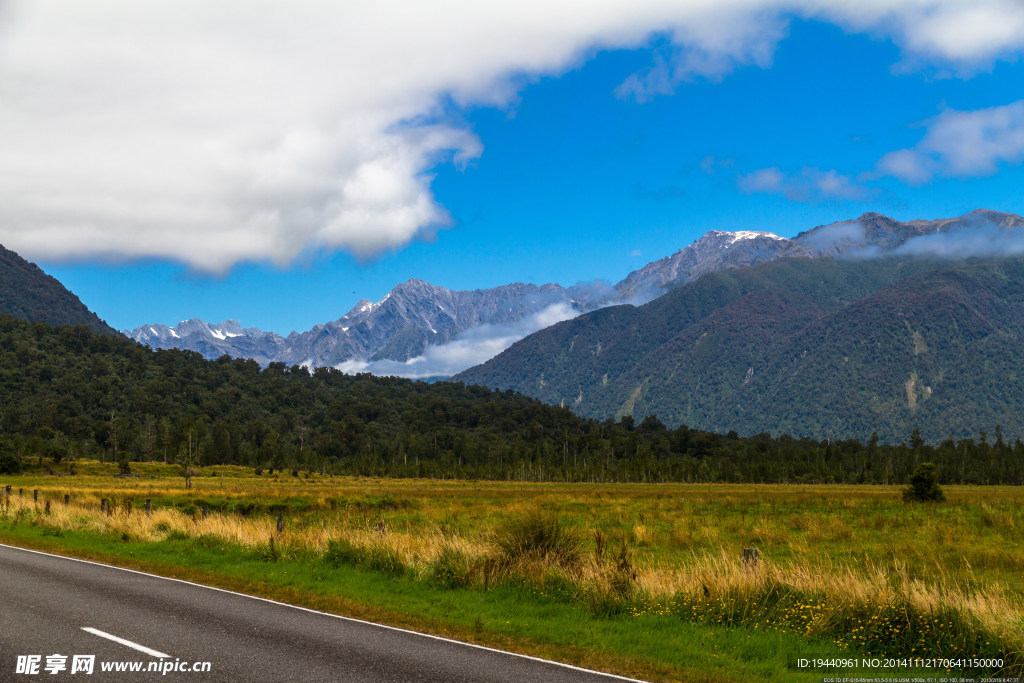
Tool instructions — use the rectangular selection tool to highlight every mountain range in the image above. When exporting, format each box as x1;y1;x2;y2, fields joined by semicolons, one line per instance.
454;210;1024;442
125;209;1024;379
127;280;601;372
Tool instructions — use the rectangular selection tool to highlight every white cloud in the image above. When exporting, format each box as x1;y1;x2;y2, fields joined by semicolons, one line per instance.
738;166;867;201
738;167;786;194
873;149;935;185
888;1;1024;64
337;302;580;379
877;101;1024;184
0;1;1022;271
800;221;867;253
812;169;867;200
839;215;1024;260
615;9;789;101
892;220;1024;258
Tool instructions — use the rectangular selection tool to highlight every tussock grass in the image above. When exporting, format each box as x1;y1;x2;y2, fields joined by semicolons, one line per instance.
493;511;582;570
429;543;475;588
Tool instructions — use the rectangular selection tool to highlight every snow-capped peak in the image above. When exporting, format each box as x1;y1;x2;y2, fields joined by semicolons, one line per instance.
706;229;786;245
730;230;784;243
208;324;243;340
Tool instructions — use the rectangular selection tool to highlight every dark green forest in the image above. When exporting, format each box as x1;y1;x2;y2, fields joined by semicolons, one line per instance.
1;315;1022;485
0;245;119;336
457;257;1024;444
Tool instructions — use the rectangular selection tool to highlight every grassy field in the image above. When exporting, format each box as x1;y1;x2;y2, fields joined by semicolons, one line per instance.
2;461;1022;681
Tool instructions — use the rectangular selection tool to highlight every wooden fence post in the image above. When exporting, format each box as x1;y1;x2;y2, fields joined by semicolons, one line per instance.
276;513;283;533
202;504;208;519
145;499;151;514
101;498;107;514
742;547;759;568
64;494;69;505
33;489;38;502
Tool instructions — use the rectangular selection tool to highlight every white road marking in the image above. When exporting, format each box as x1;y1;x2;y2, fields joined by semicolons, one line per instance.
81;627;170;659
2;543;642;681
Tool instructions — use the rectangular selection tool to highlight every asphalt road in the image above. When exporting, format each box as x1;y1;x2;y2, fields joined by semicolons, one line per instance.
0;544;642;683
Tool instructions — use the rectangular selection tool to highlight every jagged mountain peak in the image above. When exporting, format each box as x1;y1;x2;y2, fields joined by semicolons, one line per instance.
344;299;377;317
854;211;895;222
394;277;433;290
615;227;794;299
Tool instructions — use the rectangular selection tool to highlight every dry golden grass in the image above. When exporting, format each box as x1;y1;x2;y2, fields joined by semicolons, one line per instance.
4;485;1022;660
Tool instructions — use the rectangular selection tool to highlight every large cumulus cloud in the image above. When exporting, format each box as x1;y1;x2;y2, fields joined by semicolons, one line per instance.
1;1;1022;271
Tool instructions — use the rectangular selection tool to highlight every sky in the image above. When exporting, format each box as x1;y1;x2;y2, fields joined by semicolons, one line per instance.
1;1;1023;334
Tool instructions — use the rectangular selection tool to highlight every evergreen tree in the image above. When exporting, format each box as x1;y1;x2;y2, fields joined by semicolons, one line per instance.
903;463;945;503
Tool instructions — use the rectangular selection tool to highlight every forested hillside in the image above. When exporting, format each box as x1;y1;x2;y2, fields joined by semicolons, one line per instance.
0;245;119;336
455;257;1024;444
1;315;1022;484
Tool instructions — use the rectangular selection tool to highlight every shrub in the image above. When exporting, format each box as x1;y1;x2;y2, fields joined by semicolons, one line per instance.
233;501;257;516
430;545;473;588
324;538;361;568
493;511;582;569
0;452;21;475
323;538;406;576
194;533;223;549
363;543;406;576
259;536;279;561
586;589;630;618
903;462;945;503
610;542;636;596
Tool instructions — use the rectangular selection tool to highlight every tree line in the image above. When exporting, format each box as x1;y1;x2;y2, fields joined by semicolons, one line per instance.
0;315;1021;484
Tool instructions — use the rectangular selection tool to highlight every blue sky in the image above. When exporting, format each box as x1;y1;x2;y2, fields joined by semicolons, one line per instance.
3;3;1023;334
